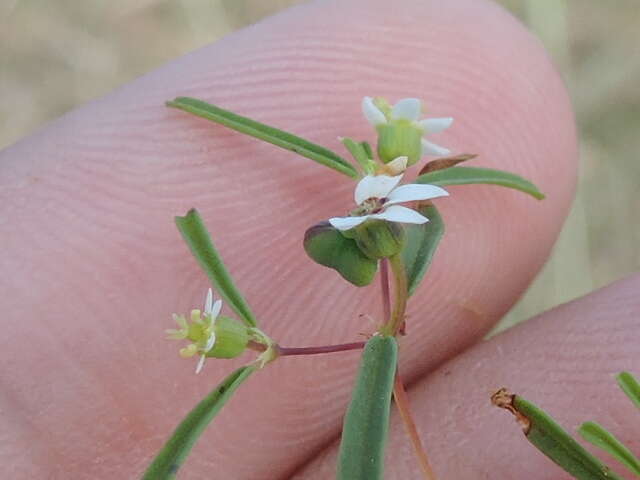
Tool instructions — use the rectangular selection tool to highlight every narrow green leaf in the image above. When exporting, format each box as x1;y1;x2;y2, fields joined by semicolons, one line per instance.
579;422;640;477
341;137;373;174
175;209;257;327
514;396;624;479
617;372;640;410
401;204;444;296
415;166;545;200
337;335;398;480
167;97;358;178
143;366;256;480
494;389;623;480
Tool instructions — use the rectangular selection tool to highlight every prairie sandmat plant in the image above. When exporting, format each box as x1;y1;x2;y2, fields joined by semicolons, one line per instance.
143;96;546;479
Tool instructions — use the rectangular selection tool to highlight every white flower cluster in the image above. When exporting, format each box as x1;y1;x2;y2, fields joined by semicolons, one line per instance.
328;97;453;232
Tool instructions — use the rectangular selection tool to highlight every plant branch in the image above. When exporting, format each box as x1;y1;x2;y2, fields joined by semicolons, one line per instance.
277;342;366;356
382;253;408;335
393;372;438;480
380;258;391;322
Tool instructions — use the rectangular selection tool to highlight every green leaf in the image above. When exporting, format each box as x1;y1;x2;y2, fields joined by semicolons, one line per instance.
142;366;256;480
617;372;640;410
514;396;624;479
579;422;640;477
303;221;378;287
337;335;398;480
401;204;444;296
494;390;623;479
175;209;257;327
341;137;373;174
360;141;373;160
415;166;545;200
167;97;358;178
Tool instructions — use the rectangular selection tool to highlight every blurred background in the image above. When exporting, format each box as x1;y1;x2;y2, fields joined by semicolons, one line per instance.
1;0;638;331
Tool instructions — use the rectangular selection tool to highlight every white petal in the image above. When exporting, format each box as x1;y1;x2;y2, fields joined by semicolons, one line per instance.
354;174;404;204
385;156;408;175
362;97;387;126
329;215;369;231
418;117;454;133
204;288;213;314
195;355;207;374
210;300;222;322
421;139;451;156
204;332;217;352
391;98;421;121
373;205;429;224
385;184;449;205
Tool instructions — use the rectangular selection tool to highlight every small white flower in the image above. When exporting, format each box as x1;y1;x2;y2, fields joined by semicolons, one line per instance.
195;288;222;374
328;173;449;231
204;287;223;322
166;288;223;374
362;97;453;156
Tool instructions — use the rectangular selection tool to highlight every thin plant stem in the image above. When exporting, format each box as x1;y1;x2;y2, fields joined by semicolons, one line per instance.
247;340;267;352
393;372;438;480
380;258;391;322
381;255;436;479
277;342;366;356
382;253;408;336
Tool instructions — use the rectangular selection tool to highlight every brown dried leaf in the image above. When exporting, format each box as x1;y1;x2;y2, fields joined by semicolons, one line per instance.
418;153;478;175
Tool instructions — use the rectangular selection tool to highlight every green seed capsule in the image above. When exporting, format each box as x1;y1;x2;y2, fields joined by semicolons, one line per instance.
303;221;378;286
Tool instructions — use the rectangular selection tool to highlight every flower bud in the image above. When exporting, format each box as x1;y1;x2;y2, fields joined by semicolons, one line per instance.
376;121;423;166
351;219;405;260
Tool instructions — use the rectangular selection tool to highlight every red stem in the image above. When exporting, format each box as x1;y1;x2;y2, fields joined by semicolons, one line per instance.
393;372;438;480
277;342;366;356
380;258;391;322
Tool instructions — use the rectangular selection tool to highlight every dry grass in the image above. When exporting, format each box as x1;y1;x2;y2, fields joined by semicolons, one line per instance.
1;0;638;330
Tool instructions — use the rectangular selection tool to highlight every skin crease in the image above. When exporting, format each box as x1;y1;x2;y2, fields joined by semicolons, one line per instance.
6;0;633;477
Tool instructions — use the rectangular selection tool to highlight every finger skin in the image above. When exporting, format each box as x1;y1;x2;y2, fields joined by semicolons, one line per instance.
0;0;576;478
299;274;640;479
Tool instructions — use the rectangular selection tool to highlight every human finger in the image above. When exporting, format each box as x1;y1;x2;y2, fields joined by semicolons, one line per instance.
0;0;577;478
